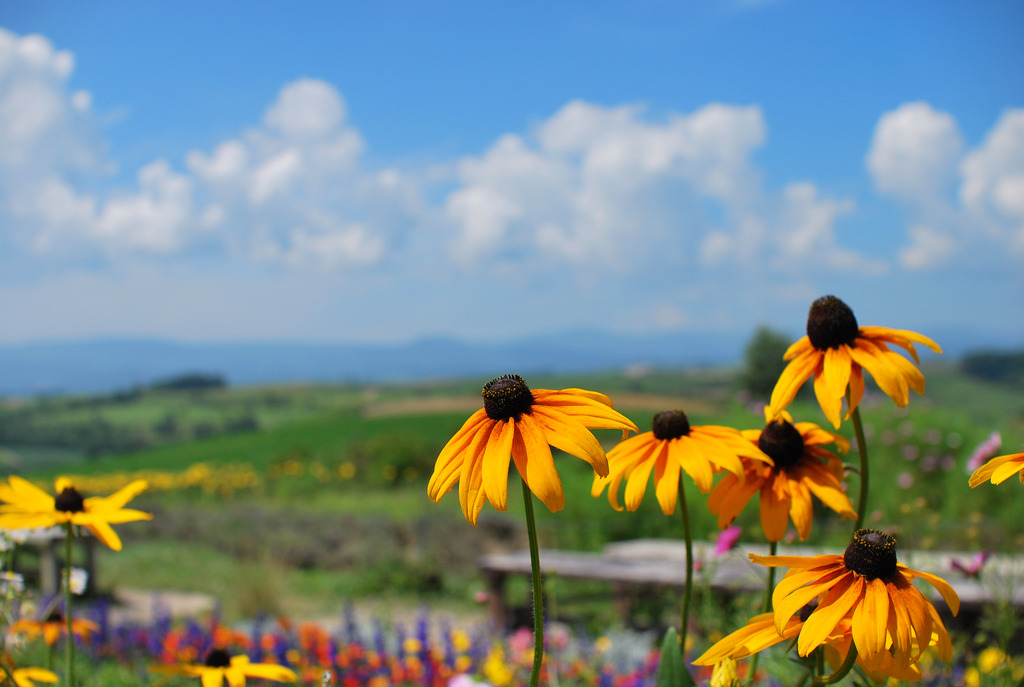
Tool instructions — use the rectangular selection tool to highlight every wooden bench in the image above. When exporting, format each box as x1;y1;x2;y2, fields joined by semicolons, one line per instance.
479;538;1024;628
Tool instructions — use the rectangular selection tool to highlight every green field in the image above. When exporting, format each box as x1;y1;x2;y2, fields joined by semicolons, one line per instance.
3;362;1023;629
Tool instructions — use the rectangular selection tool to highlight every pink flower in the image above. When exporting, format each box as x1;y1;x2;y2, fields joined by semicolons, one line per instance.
951;551;991;579
967;431;1002;473
712;525;742;557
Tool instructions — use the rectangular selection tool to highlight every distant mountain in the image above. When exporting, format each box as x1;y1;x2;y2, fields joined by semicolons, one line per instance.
0;331;742;396
0;327;1017;397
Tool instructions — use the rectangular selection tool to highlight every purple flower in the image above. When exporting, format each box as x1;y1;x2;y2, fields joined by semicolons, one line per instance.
966;431;1002;473
713;525;742;556
951;551;991;579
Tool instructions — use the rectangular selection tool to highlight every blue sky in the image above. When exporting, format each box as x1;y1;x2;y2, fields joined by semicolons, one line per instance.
1;1;1022;346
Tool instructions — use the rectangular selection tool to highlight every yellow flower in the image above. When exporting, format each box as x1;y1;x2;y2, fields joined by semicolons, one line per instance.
751;529;959;674
768;295;941;428
10;611;99;646
0;655;59;687
708;410;855;541
694;612;804;666
428;375;637;525
0;476;151;551
710;657;739;687
969;452;1024;487
592;409;771;515
695;612;933;682
9;667;59;687
150;648;297;687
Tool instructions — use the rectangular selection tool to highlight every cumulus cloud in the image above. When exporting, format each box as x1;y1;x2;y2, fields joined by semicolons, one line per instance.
868;102;1024;268
867;102;963;202
960;109;1024;252
445;98;877;276
0;29;417;267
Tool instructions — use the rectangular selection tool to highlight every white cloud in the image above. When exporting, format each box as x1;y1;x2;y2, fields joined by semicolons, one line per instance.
867;102;963;203
0;28;411;268
94;160;194;253
899;224;956;270
960;108;1024;252
867;103;1024;267
446;100;776;268
263;78;346;139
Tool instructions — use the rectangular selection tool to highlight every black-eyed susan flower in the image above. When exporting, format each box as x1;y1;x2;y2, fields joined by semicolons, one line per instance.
428;375;638;525
768;295;941;429
592;409;771;515
150;648;297;686
10;611;99;646
708;410;856;542
751;529;959;673
694;612;933;682
0;660;59;687
0;476;151;551
969;452;1024;487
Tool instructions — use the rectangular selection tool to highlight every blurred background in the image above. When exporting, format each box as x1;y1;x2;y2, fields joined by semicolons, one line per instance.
0;0;1022;641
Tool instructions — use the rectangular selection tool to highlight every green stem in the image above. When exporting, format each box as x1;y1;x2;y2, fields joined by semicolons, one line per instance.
746;541;777;685
850;405;869;532
64;523;75;687
522;478;544;687
677;475;694;658
811;644;858;686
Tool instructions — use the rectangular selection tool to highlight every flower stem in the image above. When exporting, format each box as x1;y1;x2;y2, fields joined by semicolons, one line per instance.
63;523;76;687
521;478;544;687
850;404;869;532
811;644;858;686
746;541;777;685
677;475;694;657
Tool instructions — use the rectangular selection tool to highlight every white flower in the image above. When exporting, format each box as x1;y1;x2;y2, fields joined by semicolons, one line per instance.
68;567;88;595
0;570;25;596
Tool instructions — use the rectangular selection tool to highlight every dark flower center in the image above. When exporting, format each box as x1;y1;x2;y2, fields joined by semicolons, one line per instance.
806;295;859;350
204;648;232;668
652;410;691;440
843;529;898;580
758;419;805;470
482;374;534;421
46;610;64;623
54;486;85;513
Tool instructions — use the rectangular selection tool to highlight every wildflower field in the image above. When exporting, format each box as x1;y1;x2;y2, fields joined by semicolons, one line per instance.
1;300;1023;686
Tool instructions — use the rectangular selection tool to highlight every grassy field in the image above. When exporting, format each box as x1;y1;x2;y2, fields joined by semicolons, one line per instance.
4;362;1023;631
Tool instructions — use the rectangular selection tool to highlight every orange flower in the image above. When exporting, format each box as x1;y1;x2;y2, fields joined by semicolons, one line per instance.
10;611;98;646
592;410;771;515
750;529;958;673
428;375;637;524
768;295;941;428
708;410;855;541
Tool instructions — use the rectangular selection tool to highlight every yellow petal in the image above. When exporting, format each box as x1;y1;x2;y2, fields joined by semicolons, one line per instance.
512;416;564;514
769;351;821;416
622;441;660;511
530;405;609;476
798;575;863;655
823;346;853;400
759;480;791;543
653;443;682;516
481;418;515;512
902;565;960;616
852;576;889;663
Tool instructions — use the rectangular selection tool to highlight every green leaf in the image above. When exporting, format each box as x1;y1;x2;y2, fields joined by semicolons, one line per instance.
656;627;696;687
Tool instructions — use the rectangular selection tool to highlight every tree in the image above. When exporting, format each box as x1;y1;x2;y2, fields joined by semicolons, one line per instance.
739;325;793;401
